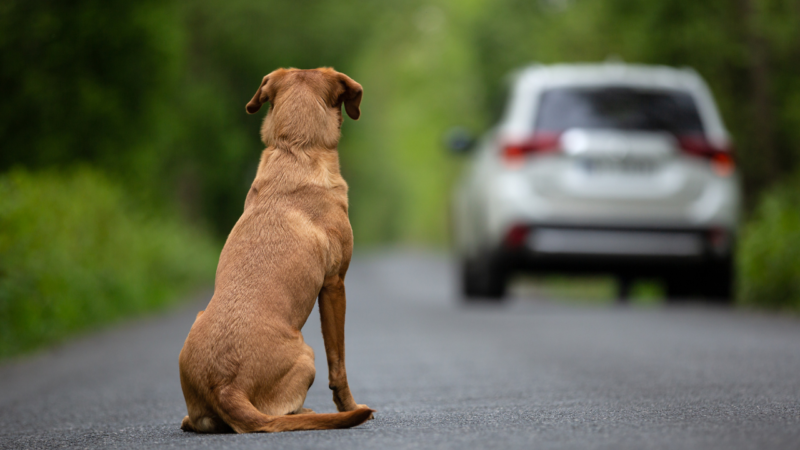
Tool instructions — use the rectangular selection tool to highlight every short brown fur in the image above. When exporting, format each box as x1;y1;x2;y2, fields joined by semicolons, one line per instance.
178;68;372;433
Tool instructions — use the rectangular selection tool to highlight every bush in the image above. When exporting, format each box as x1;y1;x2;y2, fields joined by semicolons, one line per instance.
738;176;800;312
0;169;219;358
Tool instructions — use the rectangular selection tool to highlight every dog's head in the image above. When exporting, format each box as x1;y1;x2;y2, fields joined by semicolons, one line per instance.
245;68;362;148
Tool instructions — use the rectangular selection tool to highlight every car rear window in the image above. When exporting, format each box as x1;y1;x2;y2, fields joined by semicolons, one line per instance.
534;87;705;135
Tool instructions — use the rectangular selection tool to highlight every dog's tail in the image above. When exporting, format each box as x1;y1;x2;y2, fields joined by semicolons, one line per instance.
217;389;373;433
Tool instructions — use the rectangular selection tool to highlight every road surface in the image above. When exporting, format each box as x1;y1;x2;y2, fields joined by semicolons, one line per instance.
1;251;799;449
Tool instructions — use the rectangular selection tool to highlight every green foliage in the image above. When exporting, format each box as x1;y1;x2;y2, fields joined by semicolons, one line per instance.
0;169;219;358
164;0;383;235
1;0;800;316
343;3;485;243
0;0;182;173
5;0;799;245
737;175;800;312
469;0;800;198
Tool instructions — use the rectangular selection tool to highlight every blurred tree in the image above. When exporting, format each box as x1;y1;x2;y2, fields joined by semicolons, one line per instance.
0;0;182;175
0;0;382;236
343;0;486;243
168;0;381;235
468;0;800;207
2;0;800;242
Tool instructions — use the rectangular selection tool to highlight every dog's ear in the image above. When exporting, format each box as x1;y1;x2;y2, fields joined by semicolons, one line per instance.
338;73;363;120
246;75;271;114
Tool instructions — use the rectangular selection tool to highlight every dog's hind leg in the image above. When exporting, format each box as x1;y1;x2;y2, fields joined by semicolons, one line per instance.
181;414;232;433
264;341;317;416
180;383;233;433
291;343;317;414
180;416;195;431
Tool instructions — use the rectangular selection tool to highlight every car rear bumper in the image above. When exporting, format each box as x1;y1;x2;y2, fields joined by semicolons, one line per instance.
494;224;733;277
531;227;704;257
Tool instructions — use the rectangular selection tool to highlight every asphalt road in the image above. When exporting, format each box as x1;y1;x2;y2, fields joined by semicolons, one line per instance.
1;251;799;450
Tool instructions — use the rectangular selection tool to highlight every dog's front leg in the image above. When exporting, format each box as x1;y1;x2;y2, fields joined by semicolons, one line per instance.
318;276;370;415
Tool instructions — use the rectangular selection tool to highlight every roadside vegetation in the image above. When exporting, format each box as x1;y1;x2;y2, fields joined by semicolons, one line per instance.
0;0;798;358
0;170;218;358
738;176;800;312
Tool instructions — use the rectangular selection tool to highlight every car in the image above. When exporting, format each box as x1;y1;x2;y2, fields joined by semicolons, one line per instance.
450;62;741;303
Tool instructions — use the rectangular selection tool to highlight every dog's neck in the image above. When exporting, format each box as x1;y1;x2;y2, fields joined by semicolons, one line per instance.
249;87;349;204
252;145;347;196
260;89;342;150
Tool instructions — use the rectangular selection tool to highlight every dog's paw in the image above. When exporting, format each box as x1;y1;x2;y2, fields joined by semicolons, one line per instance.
180;416;195;432
356;404;375;420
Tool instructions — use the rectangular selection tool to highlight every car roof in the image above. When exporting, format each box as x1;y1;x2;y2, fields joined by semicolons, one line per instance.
511;63;705;91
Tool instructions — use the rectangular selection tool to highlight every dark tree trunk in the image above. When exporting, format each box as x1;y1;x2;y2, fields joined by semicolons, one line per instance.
738;0;778;185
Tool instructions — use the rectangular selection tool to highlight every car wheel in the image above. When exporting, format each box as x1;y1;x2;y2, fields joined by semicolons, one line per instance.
665;260;734;305
461;256;507;301
702;259;734;304
665;273;700;302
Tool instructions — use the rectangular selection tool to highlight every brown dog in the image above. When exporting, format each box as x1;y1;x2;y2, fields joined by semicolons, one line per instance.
178;68;373;433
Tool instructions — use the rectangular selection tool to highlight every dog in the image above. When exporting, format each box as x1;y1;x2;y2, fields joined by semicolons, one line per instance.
178;68;373;433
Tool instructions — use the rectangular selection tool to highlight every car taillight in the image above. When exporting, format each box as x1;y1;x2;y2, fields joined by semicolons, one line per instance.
677;135;735;177
706;227;731;255
504;224;529;248
502;133;562;164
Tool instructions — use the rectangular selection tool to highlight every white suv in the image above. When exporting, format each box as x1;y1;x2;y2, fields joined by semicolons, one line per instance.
451;63;741;302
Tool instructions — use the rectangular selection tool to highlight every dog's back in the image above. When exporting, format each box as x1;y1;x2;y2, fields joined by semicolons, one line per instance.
178;68;372;433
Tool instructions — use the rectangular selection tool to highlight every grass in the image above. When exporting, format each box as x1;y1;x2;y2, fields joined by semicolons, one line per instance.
511;275;664;306
0;168;220;359
737;175;800;312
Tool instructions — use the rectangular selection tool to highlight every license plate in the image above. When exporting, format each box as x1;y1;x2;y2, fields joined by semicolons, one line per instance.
578;158;658;174
530;228;703;256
